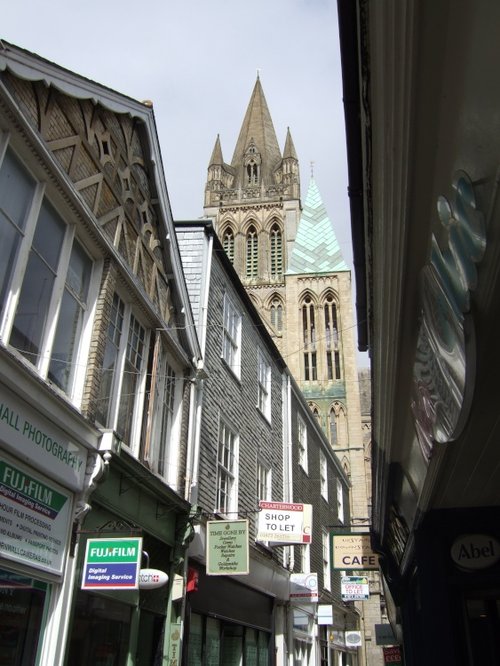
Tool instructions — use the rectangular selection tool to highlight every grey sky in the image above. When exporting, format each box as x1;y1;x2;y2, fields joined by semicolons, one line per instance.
2;0;368;365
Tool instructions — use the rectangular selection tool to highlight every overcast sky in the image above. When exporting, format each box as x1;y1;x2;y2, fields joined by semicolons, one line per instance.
2;0;368;366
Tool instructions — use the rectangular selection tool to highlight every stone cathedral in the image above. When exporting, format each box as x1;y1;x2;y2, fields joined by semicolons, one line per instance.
203;76;364;506
203;76;387;666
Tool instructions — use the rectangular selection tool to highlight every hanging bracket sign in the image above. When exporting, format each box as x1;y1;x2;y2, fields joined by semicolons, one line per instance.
81;537;142;590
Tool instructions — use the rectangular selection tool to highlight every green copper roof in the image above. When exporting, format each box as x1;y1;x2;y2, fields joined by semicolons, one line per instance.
287;178;349;274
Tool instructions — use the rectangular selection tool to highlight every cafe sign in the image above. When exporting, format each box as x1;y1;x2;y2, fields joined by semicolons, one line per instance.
332;533;379;570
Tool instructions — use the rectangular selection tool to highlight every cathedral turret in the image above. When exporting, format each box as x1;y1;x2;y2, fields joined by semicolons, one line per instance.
280;127;300;201
204;134;235;207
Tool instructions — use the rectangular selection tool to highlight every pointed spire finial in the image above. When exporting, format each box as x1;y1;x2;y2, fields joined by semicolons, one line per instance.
256;68;260;80
310;161;315;178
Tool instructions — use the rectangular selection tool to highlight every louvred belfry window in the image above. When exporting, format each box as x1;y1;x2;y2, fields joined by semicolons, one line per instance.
223;227;235;264
270;223;283;278
246;225;258;278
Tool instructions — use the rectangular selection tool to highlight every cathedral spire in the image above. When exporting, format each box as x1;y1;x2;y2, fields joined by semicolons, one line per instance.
231;77;282;188
283;127;298;160
287;177;348;274
209;134;224;166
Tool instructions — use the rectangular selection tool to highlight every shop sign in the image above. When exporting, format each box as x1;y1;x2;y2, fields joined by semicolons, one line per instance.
318;604;333;625
331;533;379;570
451;534;500;570
329;630;345;648
383;645;403;664
375;623;397;646
257;501;312;544
411;171;486;460
168;622;182;666
171;573;184;600
138;568;168;589
81;537;142;590
290;572;318;603
345;631;362;647
207;519;249;575
0;385;88;491
341;575;369;601
0;454;72;576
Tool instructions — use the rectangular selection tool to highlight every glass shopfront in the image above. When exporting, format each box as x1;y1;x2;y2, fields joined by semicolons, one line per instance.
66;591;133;666
186;613;270;666
0;567;49;666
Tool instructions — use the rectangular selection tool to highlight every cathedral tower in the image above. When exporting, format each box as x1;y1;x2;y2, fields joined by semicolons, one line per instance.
204;75;384;666
203;78;362;478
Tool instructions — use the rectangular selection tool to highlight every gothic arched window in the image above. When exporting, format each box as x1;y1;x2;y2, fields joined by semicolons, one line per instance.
246;225;258;278
330;402;348;449
324;293;341;380
246;161;259;185
270;223;283;278
223;228;235;264
302;295;316;381
270;296;283;332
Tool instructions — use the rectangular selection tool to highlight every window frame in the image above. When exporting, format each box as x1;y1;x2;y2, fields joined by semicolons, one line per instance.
320;450;328;501
337;478;345;524
216;418;239;517
322;529;331;591
222;292;242;378
96;292;151;455
148;338;182;487
297;415;308;474
257;347;271;421
0;144;100;406
256;460;271;503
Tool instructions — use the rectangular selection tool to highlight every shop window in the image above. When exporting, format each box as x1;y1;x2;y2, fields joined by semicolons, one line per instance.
96;292;150;452
0;148;96;403
186;615;270;665
66;591;132;666
0;568;48;666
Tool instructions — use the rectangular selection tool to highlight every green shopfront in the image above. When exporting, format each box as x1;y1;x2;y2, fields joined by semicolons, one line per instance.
65;450;192;666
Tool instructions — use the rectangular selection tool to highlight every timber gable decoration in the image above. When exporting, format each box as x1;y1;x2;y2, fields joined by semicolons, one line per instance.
0;43;193;347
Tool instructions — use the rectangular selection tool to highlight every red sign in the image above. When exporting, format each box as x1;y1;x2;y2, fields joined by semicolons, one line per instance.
383;646;402;664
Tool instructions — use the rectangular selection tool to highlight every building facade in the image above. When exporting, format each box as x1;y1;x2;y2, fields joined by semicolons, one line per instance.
176;220;359;665
0;42;200;665
339;0;500;664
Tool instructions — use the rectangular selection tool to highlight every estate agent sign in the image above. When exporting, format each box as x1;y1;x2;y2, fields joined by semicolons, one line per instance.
257;501;312;544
